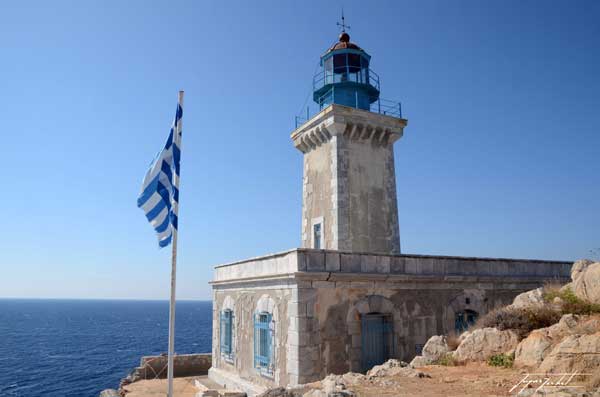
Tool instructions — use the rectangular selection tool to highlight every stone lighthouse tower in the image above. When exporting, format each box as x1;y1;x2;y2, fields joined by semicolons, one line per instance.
292;31;407;254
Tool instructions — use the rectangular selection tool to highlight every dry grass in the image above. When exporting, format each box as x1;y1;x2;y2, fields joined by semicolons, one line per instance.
476;306;560;338
446;333;461;351
541;282;563;298
475;285;600;339
433;352;460;367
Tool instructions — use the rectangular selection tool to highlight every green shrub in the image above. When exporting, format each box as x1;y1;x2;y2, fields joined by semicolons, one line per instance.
543;287;600;315
487;353;514;368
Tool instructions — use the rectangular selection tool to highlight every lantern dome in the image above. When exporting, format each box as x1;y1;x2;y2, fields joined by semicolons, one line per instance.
313;33;380;111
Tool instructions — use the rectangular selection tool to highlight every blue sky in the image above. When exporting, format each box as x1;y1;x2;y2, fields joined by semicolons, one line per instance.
1;1;598;300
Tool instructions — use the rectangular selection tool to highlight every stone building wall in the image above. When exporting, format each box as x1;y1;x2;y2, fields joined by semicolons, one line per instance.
338;135;400;254
301;139;334;249
300;282;525;380
292;105;406;254
209;249;571;391
210;285;293;393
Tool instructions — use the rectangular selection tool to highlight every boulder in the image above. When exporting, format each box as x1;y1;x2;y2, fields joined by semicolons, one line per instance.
318;374;358;397
571;262;600;304
452;327;520;362
538;332;600;374
409;335;449;367
409;356;431;368
514;330;552;368
510;288;545;309
366;359;429;379
366;359;406;377
257;388;291;397
571;259;595;282
514;313;600;371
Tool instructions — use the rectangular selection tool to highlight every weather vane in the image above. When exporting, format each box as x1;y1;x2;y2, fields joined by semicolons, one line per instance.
336;9;351;33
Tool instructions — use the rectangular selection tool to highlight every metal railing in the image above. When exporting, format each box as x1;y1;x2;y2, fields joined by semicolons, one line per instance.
371;98;402;118
295;92;402;129
313;67;380;92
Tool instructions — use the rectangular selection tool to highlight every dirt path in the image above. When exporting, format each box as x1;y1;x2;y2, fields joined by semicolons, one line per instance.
347;364;525;397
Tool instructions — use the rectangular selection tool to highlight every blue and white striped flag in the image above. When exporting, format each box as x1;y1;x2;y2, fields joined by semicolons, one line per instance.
137;97;183;248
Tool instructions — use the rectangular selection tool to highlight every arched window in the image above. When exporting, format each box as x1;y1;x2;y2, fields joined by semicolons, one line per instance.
220;296;235;362
254;311;273;374
254;295;277;377
220;309;233;360
455;309;478;334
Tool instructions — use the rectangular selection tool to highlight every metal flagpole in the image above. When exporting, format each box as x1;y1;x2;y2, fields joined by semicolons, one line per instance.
167;90;184;397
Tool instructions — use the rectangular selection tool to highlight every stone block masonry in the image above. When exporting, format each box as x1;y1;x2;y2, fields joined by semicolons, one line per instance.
209;248;571;394
291;105;406;255
127;353;211;382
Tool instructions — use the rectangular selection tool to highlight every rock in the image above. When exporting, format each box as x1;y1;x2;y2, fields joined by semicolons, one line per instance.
366;359;405;377
514;330;553;368
339;372;366;386
257;388;288;397
422;335;449;358
315;375;358;397
302;390;325;397
538;332;600;374
409;355;431;367
571;262;600;304
511;288;545;309
452;327;520;362
409;335;449;367
514;314;586;368
99;390;120;397
366;359;429;379
258;386;309;397
571;259;595;282
318;373;362;396
558;314;580;330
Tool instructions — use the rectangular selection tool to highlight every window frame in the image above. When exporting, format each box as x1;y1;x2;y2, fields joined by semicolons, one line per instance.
311;216;324;249
220;308;234;362
254;311;274;377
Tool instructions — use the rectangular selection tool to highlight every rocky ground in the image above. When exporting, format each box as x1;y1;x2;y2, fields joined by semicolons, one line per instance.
307;361;529;397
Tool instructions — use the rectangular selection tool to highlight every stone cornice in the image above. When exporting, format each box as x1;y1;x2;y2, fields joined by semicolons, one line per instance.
290;104;408;153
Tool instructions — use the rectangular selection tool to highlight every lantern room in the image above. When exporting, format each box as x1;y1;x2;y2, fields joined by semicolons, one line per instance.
312;32;380;111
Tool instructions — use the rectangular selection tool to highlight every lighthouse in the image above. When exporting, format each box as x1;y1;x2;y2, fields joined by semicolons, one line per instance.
208;22;571;396
292;31;407;255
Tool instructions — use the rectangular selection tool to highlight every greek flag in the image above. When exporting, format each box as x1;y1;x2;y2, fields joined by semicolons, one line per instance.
137;99;183;248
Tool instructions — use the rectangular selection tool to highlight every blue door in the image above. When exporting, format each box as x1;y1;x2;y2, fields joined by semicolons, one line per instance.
361;313;391;372
454;310;478;334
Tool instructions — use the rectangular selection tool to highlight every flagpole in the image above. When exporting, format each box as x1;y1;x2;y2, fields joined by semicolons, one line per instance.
167;90;183;397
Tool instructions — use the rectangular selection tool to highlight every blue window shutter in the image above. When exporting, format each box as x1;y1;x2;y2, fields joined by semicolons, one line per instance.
253;314;258;368
254;312;273;372
267;313;273;367
220;311;226;353
220;310;233;357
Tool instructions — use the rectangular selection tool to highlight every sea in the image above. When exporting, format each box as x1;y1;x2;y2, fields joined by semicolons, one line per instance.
0;299;212;397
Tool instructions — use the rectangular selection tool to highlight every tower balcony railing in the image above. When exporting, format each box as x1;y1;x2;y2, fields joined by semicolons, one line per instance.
295;86;402;129
313;67;380;92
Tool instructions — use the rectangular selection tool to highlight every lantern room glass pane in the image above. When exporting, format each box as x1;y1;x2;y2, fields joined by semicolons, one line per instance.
333;53;347;74
348;53;361;73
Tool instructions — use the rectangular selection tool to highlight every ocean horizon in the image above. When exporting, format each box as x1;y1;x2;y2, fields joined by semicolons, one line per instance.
0;299;213;397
